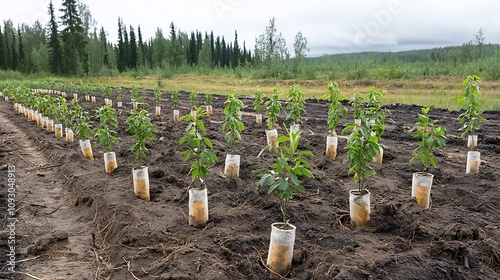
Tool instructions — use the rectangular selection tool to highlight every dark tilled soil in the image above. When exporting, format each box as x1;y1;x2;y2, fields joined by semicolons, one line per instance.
1;90;500;280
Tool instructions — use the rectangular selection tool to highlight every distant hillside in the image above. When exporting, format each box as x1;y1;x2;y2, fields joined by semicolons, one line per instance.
308;44;500;64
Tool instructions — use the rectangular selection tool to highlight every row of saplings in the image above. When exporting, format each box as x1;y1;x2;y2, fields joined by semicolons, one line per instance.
0;74;485;277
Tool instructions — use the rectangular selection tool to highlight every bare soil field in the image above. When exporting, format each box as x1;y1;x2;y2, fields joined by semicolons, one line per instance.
1;90;500;279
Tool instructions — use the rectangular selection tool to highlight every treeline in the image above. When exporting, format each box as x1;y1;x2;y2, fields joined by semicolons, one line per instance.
0;0;499;81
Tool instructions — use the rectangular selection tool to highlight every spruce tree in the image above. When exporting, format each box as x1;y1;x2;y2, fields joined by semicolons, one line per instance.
232;30;239;68
0;24;6;70
188;31;196;66
117;17;125;72
99;27;108;66
123;25;130;69
60;0;86;75
17;27;25;72
210;31;215;67
129;25;137;69
221;37;227;67
137;25;146;66
215;36;221;67
10;29;17;70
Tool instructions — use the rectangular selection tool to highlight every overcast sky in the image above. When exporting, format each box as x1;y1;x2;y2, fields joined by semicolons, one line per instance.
1;0;499;57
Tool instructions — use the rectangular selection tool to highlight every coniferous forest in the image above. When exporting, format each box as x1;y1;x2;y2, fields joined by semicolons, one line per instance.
0;0;499;81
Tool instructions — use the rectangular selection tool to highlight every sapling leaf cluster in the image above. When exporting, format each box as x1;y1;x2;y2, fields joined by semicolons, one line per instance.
67;100;92;140
324;81;347;136
189;90;198;108
171;89;181;109
255;129;314;224
154;86;163;105
126;109;157;161
409;107;446;173
351;93;365;120
343;116;383;192
205;92;213;106
265;86;283;130
94;105;120;152
253;87;265;115
285;84;306;125
222;90;245;154
179;107;218;186
366;87;389;138
457;75;486;145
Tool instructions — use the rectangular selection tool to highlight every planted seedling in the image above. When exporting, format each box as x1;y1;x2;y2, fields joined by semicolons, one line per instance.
324;81;347;136
343;118;383;193
255;129;314;224
189;90;198;108
115;86;123;107
179;106;218;225
130;85;145;109
253;87;265;123
154;85;163;117
68;100;94;160
324;82;347;160
222;90;245;177
94;105;120;173
457;74;486;150
171;89;181;121
126;109;156;200
223;90;245;152
409;107;446;208
285;84;306;126
205;92;213;116
343;116;383;226
265;86;283;130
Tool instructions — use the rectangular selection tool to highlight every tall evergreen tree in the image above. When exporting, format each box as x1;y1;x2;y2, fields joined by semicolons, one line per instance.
210;31;215;67
99;26;108;67
17;26;25;72
147;38;153;68
221;36;227;68
188;31;196;66
166;22;183;67
241;41;247;65
196;31;203;54
3;23;12;69
232;30;240;68
123;25;130;69
10;29;17;70
60;0;87;74
137;25;146;66
48;0;63;75
117;17;125;72
214;36;221;67
0;24;6;70
129;25;137;69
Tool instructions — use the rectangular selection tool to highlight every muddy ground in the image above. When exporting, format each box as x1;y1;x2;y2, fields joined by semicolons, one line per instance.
1;89;500;280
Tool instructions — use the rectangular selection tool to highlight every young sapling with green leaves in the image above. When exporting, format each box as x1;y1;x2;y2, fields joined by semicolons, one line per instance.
179;106;218;225
222;90;245;177
253;87;265;124
265;86;283;148
458;74;486;150
409;107;446;208
343;114;383;226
